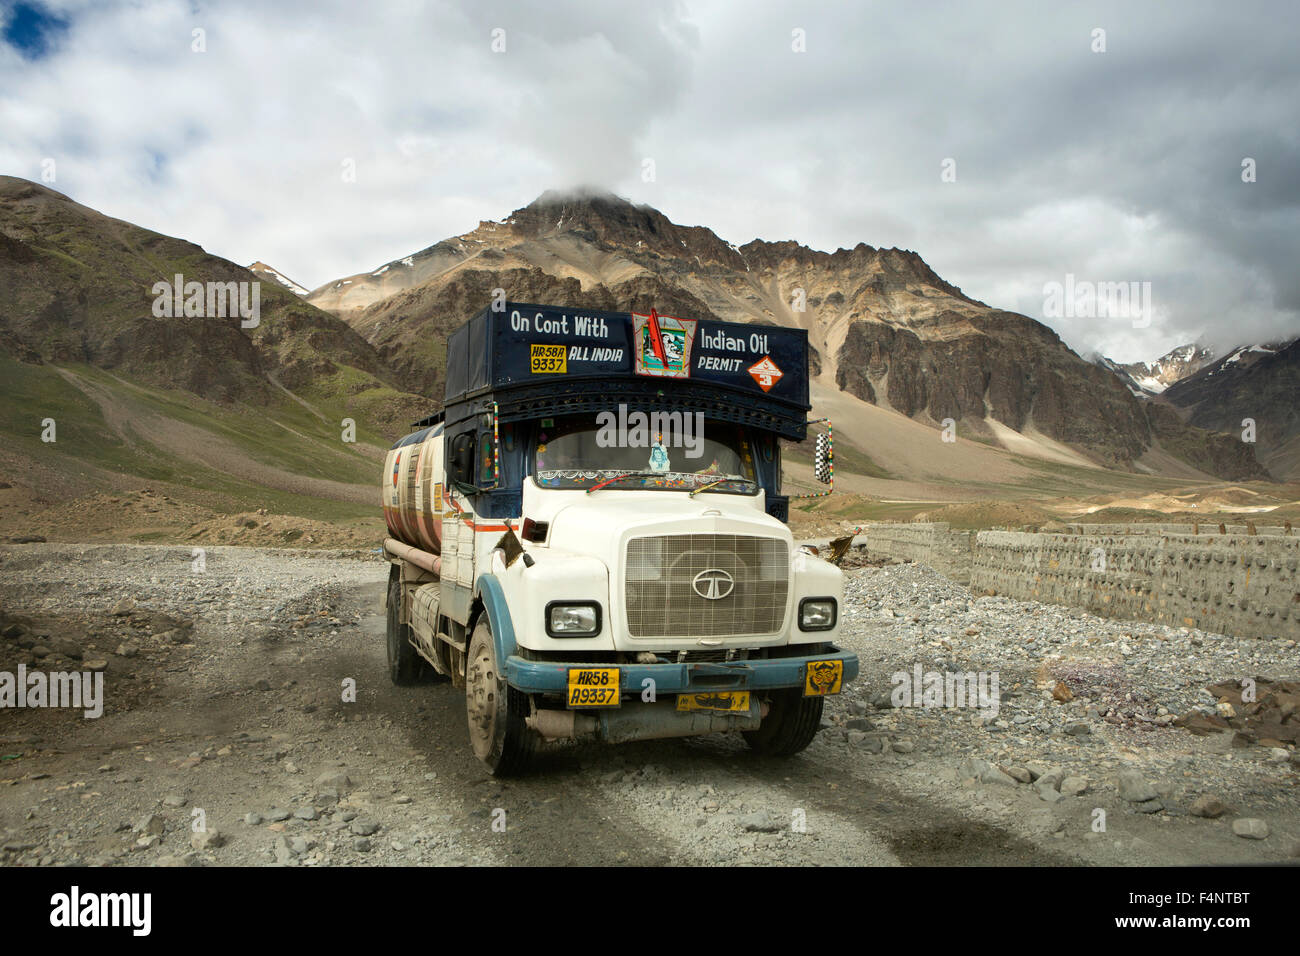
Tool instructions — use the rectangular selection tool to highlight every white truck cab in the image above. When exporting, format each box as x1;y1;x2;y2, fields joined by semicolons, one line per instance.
382;302;857;774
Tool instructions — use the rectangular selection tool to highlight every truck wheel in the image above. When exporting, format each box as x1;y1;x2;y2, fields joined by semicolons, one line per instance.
743;689;824;757
466;617;537;776
386;567;422;686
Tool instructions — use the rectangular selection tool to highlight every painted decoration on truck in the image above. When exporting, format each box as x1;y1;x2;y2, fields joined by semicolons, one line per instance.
483;304;808;407
748;355;784;392
632;311;696;379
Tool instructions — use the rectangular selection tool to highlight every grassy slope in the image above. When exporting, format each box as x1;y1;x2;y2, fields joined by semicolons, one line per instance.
0;355;379;522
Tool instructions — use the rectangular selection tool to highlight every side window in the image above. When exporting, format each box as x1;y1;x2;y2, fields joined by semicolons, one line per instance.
449;432;476;486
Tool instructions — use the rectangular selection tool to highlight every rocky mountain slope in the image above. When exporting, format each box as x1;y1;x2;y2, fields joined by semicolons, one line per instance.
1092;344;1216;398
0;177;432;432
1121;345;1216;395
1163;339;1300;480
0;176;437;528
308;189;1267;480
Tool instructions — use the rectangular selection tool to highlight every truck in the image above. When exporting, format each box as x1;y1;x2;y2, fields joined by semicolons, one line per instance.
381;301;858;774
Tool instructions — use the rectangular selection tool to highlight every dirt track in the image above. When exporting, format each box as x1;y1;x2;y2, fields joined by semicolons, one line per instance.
0;544;1295;866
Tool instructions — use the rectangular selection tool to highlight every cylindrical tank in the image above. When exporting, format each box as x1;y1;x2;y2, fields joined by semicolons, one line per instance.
381;423;445;554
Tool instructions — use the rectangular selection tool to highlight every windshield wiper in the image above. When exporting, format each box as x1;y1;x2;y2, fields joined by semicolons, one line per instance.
689;478;727;498
689;476;755;497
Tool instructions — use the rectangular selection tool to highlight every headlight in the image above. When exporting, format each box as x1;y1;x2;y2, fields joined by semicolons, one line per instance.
545;601;601;637
798;597;837;631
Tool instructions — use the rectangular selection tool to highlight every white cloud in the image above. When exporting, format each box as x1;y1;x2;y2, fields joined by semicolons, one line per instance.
1;0;1296;360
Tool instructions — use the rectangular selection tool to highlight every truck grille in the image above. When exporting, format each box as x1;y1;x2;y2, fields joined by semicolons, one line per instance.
624;534;789;638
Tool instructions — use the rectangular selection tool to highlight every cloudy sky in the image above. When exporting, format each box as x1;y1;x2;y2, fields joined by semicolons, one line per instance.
2;0;1297;362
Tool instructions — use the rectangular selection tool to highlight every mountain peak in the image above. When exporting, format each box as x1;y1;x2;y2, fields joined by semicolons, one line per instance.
506;188;669;239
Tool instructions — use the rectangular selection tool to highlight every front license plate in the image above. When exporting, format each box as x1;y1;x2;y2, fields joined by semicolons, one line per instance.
566;667;620;708
804;660;843;697
676;691;751;713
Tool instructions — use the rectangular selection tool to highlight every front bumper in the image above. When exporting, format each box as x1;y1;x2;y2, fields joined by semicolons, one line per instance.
503;646;859;697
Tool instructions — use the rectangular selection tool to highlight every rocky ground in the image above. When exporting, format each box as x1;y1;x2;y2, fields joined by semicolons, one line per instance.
0;542;1296;866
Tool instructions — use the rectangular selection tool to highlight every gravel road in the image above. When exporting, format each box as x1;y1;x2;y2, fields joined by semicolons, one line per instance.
1;543;1296;866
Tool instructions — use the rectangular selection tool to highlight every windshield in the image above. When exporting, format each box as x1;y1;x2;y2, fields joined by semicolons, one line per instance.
533;413;758;493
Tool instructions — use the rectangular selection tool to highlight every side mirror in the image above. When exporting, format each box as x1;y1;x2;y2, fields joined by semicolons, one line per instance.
450;433;476;486
813;433;832;484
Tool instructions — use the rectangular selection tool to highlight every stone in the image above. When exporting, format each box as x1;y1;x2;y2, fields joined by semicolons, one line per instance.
273;836;295;864
83;659;109;672
1004;765;1032;784
1134;799;1164;814
1189;795;1228;819
243;812;263;826
265;808;291;822
294;807;318;821
1064;722;1091;736
1231;818;1269;840
846;717;874;732
959;757;1017;787
314;770;352;792
350;818;380;836
892;740;916;754
1116;771;1158;803
111;597;135;616
353;837;372;853
49;638;82;660
1059;776;1088;797
190;828;224;851
1034;781;1063;803
739;810;781;833
161;793;187;808
134;813;165;836
1033;767;1065;789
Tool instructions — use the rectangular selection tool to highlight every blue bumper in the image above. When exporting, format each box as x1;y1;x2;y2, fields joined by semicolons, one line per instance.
503;647;859;697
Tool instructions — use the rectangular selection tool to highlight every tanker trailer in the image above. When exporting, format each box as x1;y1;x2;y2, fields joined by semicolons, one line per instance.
381;301;857;775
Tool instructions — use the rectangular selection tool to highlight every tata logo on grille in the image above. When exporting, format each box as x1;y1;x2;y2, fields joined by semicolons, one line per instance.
692;569;735;600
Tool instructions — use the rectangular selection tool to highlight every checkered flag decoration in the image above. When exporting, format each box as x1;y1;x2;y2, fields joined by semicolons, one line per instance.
814;433;832;483
792;418;834;500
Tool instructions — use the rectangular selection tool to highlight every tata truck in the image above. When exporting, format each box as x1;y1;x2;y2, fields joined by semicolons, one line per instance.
381;302;857;774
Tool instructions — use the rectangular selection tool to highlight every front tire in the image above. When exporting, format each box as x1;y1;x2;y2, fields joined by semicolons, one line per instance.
466;617;537;775
386;566;422;686
743;689;824;756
